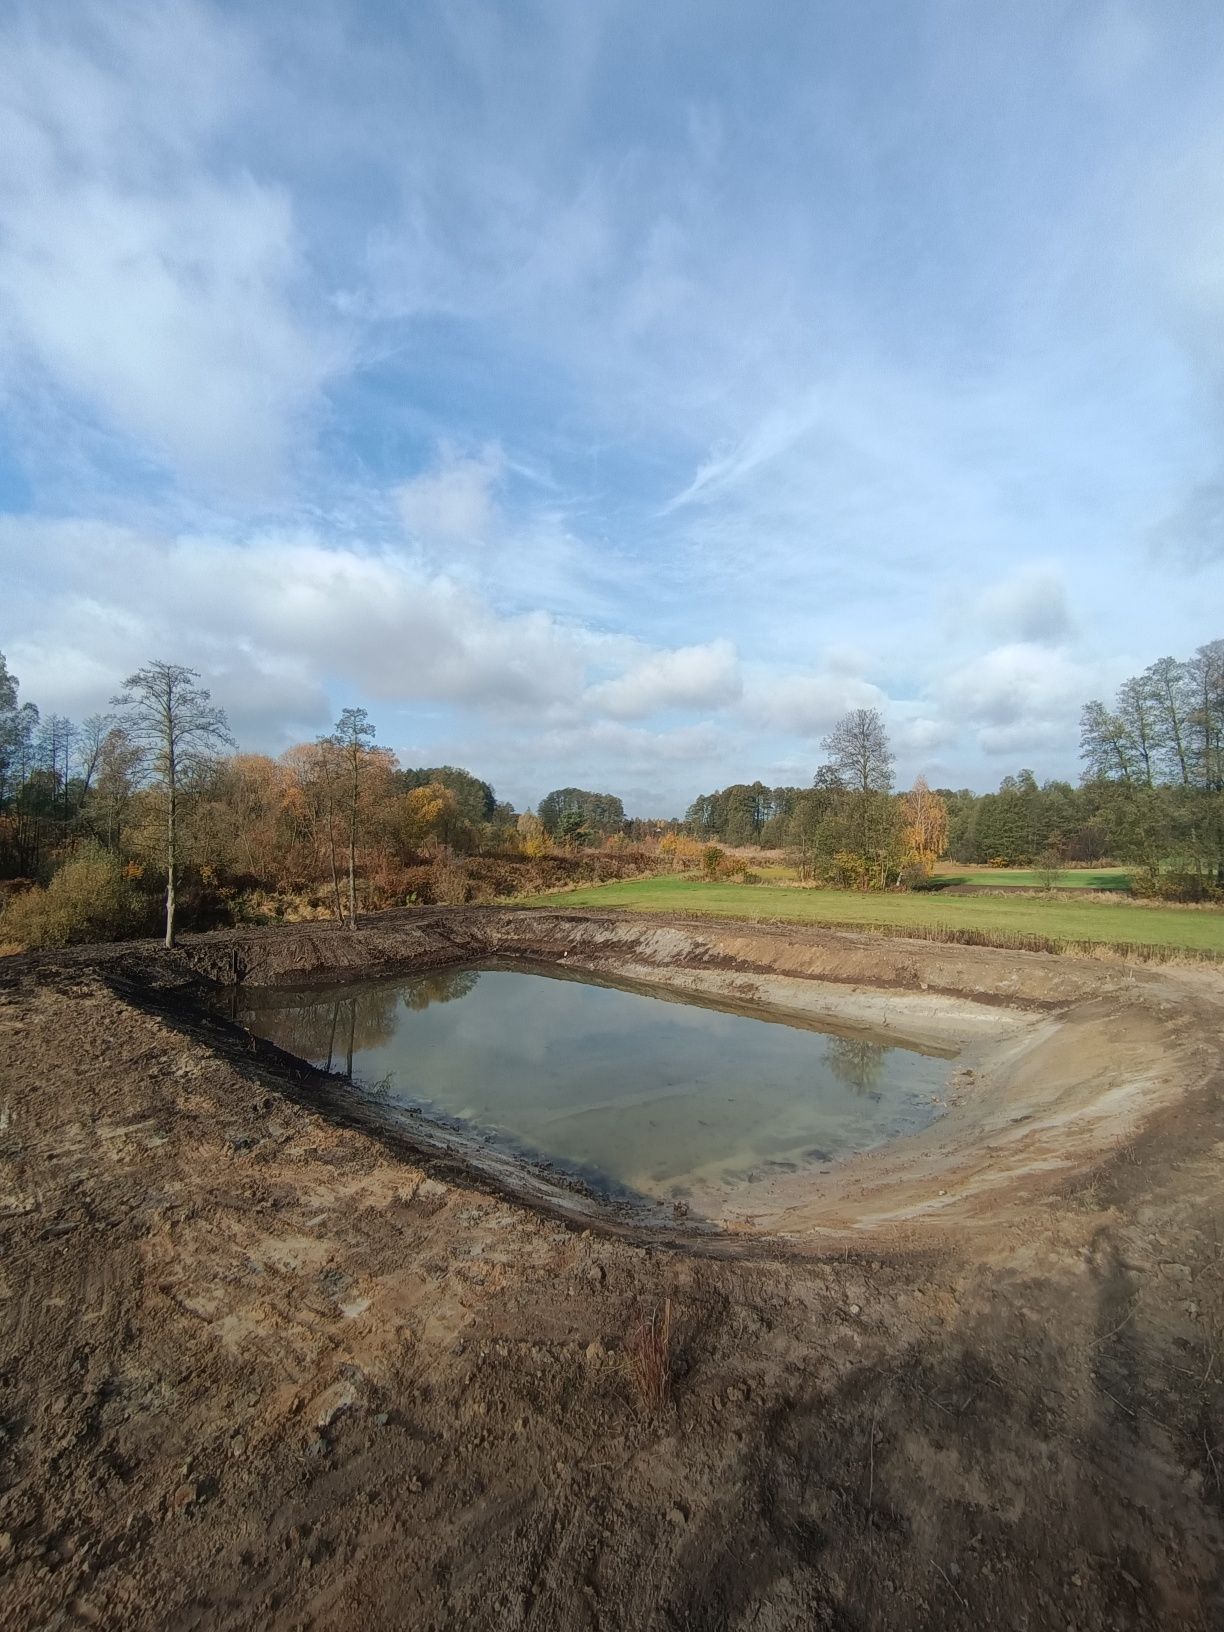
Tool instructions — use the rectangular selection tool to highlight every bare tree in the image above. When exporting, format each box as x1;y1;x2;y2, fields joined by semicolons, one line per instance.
76;712;113;796
89;725;143;852
819;709;899;886
1080;699;1137;784
38;714;76;812
1144;656;1192;786
112;662;233;948
821;708;894;795
329;707;375;929
286;740;346;924
0;652;18;807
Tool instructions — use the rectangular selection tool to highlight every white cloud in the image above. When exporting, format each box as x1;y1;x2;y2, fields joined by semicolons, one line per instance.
437;716;730;817
584;639;741;719
974;568;1073;646
1;518;597;722
1150;481;1224;566
395;446;504;545
0;3;340;494
891;714;957;756
938;643;1092;753
742;671;889;739
0;517;742;753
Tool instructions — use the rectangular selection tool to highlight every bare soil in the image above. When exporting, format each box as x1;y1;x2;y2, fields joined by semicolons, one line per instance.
2;909;1223;1630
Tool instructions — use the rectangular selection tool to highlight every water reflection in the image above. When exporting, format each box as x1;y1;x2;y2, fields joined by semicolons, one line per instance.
247;968;484;1074
402;968;480;1010
825;1036;887;1097
234;964;954;1204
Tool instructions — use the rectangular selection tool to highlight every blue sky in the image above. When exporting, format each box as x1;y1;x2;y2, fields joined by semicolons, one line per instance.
1;0;1221;815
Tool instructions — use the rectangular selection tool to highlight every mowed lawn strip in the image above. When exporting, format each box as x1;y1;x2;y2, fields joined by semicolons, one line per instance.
931;867;1132;890
518;873;1224;954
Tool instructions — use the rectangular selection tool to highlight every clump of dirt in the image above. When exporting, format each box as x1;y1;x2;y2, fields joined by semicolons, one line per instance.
2;912;1223;1629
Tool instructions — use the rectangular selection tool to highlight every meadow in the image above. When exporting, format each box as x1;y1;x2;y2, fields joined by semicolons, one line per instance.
736;861;1132;890
928;865;1131;890
522;872;1224;956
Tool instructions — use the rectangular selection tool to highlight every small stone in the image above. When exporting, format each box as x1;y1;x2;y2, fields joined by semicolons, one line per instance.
588;1265;605;1286
230;1435;246;1458
0;1532;12;1556
585;1339;605;1363
666;1507;687;1526
849;1304;861;1316
172;1483;195;1511
373;1411;389;1426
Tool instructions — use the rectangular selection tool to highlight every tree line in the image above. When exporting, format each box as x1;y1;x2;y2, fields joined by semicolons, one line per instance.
687;638;1223;894
0;653;649;946
687;708;947;889
1078;640;1223;888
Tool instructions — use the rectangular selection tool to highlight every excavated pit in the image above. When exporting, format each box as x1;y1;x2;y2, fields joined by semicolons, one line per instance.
150;907;1217;1243
5;907;1224;1631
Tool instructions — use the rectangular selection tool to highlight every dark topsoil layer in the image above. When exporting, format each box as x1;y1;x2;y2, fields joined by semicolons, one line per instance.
1;909;1223;1631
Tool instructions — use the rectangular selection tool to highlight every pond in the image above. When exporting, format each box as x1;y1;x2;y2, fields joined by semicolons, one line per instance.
232;962;954;1212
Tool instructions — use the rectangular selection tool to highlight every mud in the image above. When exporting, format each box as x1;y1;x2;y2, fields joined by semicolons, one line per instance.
2;908;1223;1629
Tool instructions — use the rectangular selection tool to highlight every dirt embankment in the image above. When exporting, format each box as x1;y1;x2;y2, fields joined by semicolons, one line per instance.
2;911;1223;1630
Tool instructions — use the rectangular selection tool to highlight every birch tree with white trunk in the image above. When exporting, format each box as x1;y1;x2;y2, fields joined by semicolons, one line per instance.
112;662;233;948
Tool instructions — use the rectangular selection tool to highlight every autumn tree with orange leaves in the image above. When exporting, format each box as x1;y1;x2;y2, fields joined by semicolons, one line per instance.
900;776;949;875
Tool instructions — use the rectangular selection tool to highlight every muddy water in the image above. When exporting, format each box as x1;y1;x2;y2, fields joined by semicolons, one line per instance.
233;962;954;1208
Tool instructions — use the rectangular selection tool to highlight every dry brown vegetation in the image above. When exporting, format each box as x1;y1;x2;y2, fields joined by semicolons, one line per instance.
624;1299;674;1415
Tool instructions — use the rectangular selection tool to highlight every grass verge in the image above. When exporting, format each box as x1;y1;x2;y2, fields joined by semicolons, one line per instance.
516;873;1224;961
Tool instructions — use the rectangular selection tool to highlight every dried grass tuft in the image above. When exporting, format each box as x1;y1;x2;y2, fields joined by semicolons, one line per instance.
625;1299;673;1415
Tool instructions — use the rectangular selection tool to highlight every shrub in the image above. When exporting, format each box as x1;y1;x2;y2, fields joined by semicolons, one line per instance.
1034;848;1063;892
1131;867;1222;904
899;862;933;890
701;844;724;879
0;847;140;948
433;857;470;905
659;833;703;872
831;850;869;890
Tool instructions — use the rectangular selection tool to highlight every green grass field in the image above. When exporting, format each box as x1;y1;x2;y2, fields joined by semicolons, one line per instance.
930;866;1132;890
728;861;1132;890
520;872;1224;955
